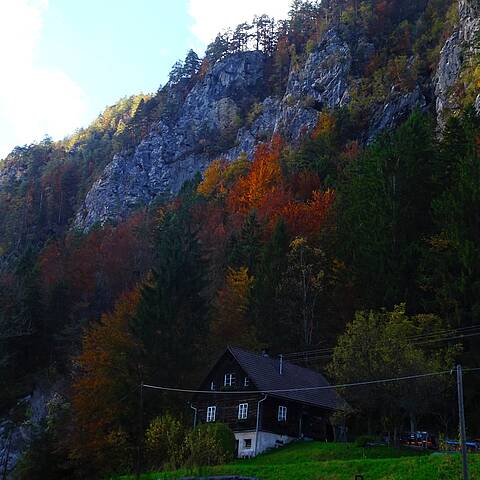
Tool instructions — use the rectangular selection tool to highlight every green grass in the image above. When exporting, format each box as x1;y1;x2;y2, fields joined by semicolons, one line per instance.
115;442;480;480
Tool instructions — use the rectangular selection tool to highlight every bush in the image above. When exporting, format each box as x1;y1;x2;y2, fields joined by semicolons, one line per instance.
355;435;378;447
184;423;236;467
145;414;185;469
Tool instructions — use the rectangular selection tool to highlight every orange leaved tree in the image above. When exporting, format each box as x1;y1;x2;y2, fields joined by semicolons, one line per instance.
210;266;259;351
71;289;141;475
227;135;283;215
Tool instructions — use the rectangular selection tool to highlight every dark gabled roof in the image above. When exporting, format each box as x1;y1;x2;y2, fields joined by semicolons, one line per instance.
228;346;345;411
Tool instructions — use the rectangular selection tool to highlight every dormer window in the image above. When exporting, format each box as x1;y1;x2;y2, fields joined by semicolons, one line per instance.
210;381;215;391
224;373;236;387
244;377;250;387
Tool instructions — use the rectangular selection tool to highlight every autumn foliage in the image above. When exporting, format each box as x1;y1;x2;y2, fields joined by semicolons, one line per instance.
71;289;140;473
210;266;258;350
227;135;283;215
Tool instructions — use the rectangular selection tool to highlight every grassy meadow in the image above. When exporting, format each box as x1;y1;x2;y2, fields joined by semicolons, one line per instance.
115;441;480;480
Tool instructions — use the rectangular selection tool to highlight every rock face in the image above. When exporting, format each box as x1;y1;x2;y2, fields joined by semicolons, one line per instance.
276;28;352;141
74;29;353;230
368;86;427;142
75;52;267;229
75;23;436;231
435;0;480;128
0;379;66;477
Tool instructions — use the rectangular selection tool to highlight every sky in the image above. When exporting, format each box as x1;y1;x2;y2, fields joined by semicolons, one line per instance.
0;0;291;160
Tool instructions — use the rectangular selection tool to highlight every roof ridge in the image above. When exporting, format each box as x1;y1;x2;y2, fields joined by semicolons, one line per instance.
228;345;330;382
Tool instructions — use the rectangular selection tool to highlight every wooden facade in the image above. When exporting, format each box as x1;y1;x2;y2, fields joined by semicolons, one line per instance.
192;348;339;452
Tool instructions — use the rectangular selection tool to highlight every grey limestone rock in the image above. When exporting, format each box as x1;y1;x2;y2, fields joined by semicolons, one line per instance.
276;29;351;141
435;0;480;128
74;29;353;231
74;51;267;230
368;86;427;142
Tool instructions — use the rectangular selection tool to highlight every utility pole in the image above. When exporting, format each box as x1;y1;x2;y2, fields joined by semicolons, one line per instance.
136;381;144;480
456;365;469;480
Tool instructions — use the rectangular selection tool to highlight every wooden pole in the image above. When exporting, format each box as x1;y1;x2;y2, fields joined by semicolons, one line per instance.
136;382;144;480
456;365;469;480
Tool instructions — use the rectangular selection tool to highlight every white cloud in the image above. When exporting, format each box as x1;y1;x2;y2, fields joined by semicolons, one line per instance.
188;0;291;46
0;0;89;159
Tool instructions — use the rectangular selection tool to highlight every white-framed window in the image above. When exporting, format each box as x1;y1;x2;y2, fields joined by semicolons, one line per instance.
278;405;287;422
238;403;248;420
210;381;215;391
244;377;250;387
206;406;216;422
224;373;236;386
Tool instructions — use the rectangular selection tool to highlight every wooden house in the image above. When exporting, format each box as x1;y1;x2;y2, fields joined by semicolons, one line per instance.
191;346;345;458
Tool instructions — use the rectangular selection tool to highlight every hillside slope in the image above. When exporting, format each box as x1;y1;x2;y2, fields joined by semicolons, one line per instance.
117;442;480;480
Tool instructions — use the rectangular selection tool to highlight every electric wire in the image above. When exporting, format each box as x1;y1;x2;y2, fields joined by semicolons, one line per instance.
281;325;480;361
143;369;456;395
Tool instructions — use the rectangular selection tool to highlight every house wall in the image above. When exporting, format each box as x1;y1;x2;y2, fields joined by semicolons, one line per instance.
194;351;262;433
256;430;296;454
235;431;256;457
260;396;334;441
195;393;261;432
234;430;296;457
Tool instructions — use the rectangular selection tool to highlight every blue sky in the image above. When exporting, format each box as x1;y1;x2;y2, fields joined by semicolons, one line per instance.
0;0;291;159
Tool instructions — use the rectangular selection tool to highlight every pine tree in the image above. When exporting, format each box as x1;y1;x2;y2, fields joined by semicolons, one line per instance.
227;211;262;272
183;49;201;78
132;207;207;411
252;219;290;350
205;33;230;65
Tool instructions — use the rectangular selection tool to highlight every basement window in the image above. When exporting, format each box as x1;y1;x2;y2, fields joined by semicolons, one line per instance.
243;438;252;449
207;406;216;422
278;405;287;422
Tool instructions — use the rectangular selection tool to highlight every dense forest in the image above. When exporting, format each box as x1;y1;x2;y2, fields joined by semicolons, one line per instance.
1;0;479;478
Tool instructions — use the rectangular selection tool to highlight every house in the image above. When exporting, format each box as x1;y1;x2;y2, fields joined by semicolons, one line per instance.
191;346;346;458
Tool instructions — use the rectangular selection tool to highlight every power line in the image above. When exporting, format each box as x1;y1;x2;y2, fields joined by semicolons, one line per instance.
282;326;480;361
143;369;457;395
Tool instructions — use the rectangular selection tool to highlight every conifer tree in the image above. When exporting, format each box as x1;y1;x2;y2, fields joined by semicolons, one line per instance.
133;206;207;409
227;211;262;272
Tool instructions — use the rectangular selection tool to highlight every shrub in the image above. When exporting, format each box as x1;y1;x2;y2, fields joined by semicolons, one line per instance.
355;435;377;447
247;102;264;126
184;423;236;467
145;414;185;469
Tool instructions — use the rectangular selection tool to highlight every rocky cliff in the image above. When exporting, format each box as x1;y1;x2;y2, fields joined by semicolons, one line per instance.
435;0;480;128
74;25;419;230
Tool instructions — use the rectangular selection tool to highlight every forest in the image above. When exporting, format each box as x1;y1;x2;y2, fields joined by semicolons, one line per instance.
0;0;479;478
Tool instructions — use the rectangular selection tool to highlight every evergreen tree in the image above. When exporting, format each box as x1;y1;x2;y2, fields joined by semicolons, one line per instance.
205;32;230;65
227;211;262;272
339;111;435;309
426;109;480;327
133;206;207;411
252;219;290;350
183;49;201;78
168;60;184;84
